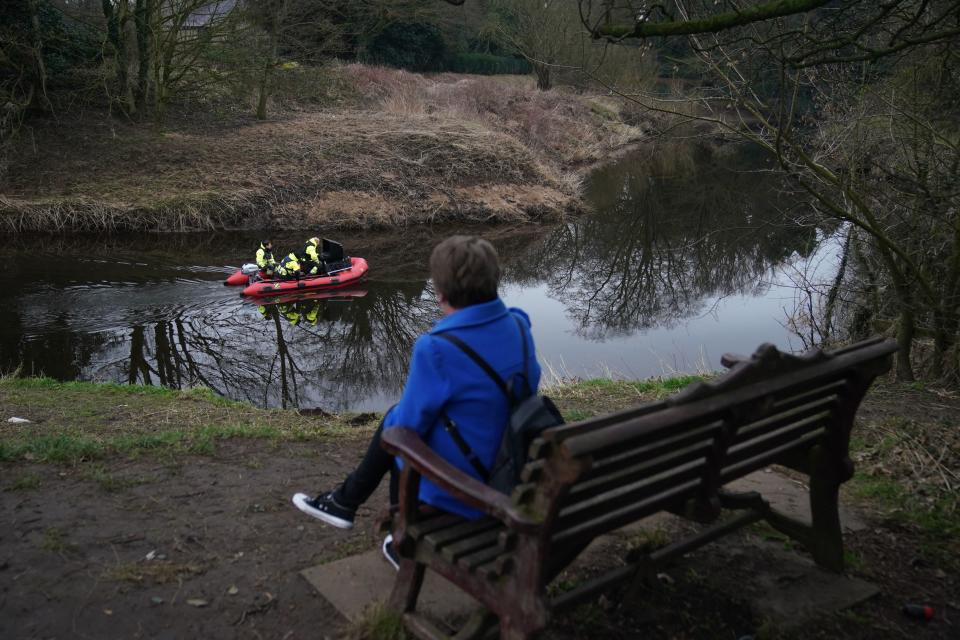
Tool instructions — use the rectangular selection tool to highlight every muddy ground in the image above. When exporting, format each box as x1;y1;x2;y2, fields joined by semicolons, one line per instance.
2;439;388;639
2;381;957;639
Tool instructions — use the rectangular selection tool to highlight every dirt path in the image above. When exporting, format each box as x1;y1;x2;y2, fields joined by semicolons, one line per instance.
2;440;385;640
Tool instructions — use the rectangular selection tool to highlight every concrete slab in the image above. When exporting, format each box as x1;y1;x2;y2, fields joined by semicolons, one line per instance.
705;541;880;627
726;467;867;532
301;549;478;625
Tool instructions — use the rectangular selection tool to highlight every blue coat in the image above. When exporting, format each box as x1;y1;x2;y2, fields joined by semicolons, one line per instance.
383;298;541;518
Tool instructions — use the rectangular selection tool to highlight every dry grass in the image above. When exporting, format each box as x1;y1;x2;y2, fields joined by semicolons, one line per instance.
102;560;206;584
344;63;646;170
2;64;650;233
344;602;409;640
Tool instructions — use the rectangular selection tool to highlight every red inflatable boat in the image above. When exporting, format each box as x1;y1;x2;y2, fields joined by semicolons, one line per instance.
246;288;368;306
237;257;369;297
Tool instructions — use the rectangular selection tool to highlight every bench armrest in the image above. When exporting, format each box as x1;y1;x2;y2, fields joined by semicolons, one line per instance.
381;427;541;534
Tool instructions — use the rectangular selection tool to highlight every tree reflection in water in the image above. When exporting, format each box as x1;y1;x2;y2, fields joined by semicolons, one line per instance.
509;143;819;340
114;280;436;410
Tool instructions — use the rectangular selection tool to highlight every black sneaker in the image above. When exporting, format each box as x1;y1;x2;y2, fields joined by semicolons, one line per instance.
382;534;400;571
292;491;355;529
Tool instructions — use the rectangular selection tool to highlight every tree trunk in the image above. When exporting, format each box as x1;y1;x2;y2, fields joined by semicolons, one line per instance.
27;0;52;111
895;305;916;382
256;0;288;120
822;227;853;343
134;0;154;112
256;63;271;120
103;0;135;113
533;63;551;91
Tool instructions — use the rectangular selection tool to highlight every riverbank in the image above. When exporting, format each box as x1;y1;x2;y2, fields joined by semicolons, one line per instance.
1;65;650;234
1;374;956;638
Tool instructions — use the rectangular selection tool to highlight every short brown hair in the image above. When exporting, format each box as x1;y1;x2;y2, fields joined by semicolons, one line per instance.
430;236;500;308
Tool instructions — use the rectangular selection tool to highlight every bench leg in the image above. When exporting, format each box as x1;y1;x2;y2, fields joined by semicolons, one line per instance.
388;558;426;614
452;608;498;640
498;616;537;640
809;445;845;572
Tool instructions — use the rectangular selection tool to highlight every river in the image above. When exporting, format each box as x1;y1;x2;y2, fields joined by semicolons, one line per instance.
0;142;830;411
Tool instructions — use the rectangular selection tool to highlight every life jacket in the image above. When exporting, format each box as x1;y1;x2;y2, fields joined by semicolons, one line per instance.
255;244;275;268
276;253;301;277
304;238;320;264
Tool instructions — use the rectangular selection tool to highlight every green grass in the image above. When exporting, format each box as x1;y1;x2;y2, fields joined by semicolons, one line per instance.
0;375;372;466
850;473;959;539
3;376;180;396
548;375;705;421
0;424;289;465
846;411;960;574
848;433;959;543
1;374;705;466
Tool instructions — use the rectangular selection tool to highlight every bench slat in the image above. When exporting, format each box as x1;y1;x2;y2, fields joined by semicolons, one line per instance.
553;478;702;546
557;457;706;528
558;341;894;459
407;513;464;540
770;379;847;412
730;398;837;445
721;428;826;482
581;420;724;480
539;399;672;445
566;438;716;505
458;543;509;571
440;527;504;564
423;518;500;550
727;413;830;463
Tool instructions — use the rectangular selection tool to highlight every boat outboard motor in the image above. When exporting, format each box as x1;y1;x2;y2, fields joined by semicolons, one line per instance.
321;239;351;272
241;263;262;282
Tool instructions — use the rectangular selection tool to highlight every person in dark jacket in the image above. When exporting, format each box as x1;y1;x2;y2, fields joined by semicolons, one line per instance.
275;252;303;280
292;235;540;568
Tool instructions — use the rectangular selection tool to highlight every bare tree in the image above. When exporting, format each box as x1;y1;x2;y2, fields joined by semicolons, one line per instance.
489;0;583;90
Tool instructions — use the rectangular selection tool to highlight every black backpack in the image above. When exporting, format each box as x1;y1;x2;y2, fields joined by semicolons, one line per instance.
435;315;565;495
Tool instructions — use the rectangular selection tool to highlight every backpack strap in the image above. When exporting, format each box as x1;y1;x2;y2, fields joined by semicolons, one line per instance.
432;314;532;483
440;416;490;482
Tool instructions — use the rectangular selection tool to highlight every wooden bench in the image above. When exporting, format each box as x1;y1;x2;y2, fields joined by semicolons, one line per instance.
380;338;897;640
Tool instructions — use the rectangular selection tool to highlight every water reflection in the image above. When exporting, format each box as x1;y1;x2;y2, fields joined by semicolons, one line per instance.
99;280;436;411
521;143;817;339
1;143;820;410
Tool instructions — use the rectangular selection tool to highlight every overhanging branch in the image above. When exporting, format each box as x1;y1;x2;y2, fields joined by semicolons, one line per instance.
590;0;831;39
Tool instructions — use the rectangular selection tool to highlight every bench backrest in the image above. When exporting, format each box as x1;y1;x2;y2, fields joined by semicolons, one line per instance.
514;338;896;550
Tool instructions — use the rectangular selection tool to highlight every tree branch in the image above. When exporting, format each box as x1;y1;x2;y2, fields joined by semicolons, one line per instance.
588;0;831;39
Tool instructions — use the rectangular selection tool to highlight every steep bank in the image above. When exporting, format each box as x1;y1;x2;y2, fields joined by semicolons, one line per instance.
1;65;649;233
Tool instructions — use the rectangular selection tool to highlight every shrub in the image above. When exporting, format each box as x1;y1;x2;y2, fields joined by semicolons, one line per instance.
364;23;448;72
447;52;531;75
